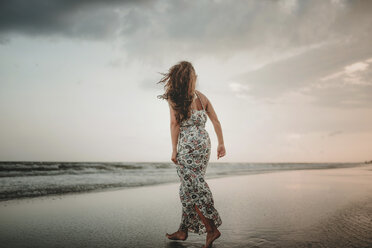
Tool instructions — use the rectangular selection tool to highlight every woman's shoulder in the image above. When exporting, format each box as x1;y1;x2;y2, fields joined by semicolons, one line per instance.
195;90;210;106
196;89;208;98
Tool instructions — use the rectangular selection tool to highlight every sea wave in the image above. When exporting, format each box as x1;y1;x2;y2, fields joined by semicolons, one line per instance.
0;161;366;201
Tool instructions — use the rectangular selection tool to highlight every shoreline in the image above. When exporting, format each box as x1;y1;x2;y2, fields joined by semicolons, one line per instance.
1;163;369;203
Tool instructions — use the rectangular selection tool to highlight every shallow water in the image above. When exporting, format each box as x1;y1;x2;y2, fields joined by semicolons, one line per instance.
0;161;367;201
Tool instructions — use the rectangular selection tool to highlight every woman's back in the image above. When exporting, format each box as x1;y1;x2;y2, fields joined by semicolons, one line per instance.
179;91;208;128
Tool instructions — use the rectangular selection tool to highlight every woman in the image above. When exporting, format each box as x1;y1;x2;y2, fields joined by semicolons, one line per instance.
157;61;226;248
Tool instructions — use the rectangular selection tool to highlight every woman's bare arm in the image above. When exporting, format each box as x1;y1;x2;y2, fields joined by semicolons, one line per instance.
168;100;180;164
198;91;226;159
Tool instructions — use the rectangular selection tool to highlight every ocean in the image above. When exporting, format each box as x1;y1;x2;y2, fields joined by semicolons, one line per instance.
0;161;366;201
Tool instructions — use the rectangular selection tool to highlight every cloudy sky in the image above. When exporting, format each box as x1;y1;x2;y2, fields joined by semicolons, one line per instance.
1;0;371;163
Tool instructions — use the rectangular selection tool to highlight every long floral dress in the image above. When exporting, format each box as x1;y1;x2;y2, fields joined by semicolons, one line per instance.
175;91;222;235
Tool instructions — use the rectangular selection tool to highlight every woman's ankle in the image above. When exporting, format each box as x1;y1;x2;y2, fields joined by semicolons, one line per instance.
207;220;217;233
207;227;219;234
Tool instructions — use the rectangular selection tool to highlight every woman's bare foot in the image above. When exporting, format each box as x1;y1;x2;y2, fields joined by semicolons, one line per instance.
203;229;221;248
165;230;188;241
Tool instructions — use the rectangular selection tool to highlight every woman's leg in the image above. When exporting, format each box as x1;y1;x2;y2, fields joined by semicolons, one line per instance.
194;204;215;232
194;204;221;248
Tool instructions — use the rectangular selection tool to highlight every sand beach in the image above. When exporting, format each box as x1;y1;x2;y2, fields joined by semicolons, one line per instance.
1;164;372;248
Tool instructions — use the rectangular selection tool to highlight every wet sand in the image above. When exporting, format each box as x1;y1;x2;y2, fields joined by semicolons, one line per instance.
1;164;372;248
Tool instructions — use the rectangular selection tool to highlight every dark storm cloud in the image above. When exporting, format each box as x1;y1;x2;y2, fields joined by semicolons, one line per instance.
0;0;151;40
1;0;371;58
1;0;372;107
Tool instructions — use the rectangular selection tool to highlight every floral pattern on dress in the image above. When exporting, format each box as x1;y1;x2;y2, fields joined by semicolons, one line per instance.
175;93;222;235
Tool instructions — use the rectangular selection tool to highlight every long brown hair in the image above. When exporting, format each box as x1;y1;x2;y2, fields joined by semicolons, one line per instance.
157;61;197;124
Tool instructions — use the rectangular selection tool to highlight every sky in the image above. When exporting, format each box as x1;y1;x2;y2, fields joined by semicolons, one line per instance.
0;0;371;163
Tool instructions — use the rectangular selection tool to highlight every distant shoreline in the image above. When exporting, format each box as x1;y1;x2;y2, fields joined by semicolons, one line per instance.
0;162;369;202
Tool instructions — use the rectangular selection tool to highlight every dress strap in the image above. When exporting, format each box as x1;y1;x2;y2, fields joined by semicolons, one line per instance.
195;91;205;111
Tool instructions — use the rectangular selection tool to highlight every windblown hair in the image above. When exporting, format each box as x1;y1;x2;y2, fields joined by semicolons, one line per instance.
156;61;196;124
